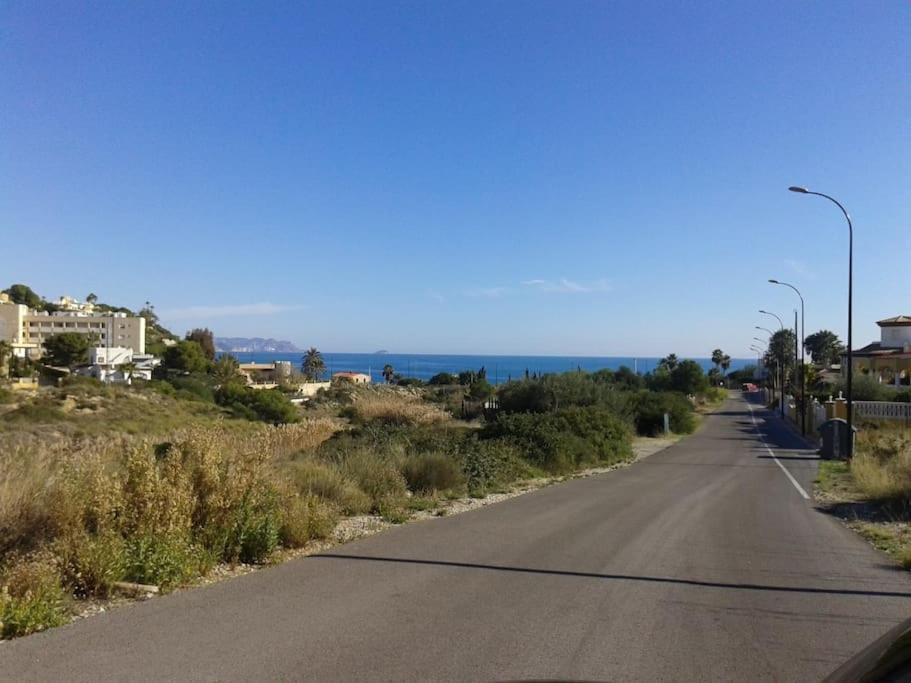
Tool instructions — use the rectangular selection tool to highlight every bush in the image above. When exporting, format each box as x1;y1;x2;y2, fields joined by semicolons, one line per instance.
220;486;282;564
245;390;300;425
162;340;210;374
497;380;554;413
123;535;210;590
55;531;126;598
279;494;338;547
632;391;695;436
482;406;633;474
167;375;215;403
428;372;457;386
286;460;371;515
701;387;728;404
669;360;709;395
461;439;534;495
833;375;897;402
401;453;465;494
216;383;300;424
1;556;70;638
338;449;408;512
396;377;425;387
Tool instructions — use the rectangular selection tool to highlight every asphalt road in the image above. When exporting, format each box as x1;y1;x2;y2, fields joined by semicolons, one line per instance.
4;393;910;681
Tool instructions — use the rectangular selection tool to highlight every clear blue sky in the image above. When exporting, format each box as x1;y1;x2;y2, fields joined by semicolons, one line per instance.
2;1;908;357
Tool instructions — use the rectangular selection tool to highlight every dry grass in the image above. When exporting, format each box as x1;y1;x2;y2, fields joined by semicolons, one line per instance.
852;426;911;502
0;416;347;612
815;425;911;571
348;389;449;426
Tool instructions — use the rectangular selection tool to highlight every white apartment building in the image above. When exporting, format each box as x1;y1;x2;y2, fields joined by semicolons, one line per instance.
0;293;146;359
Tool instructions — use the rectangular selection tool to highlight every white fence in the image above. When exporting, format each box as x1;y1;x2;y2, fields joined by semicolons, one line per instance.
854;401;911;425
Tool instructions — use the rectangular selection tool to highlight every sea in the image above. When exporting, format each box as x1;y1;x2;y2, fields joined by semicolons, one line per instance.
220;352;752;385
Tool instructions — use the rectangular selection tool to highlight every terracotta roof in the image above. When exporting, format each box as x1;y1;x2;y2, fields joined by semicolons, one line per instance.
877;315;911;326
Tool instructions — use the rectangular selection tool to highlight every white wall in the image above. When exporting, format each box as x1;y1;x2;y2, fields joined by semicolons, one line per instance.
882;326;911;348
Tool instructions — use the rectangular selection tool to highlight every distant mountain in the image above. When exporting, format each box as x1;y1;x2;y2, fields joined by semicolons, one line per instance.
215;337;301;353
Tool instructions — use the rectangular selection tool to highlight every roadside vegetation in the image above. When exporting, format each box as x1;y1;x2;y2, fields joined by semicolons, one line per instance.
1;338;729;638
815;422;911;568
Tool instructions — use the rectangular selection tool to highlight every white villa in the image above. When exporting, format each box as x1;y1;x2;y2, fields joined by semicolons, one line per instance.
847;315;911;386
80;347;161;384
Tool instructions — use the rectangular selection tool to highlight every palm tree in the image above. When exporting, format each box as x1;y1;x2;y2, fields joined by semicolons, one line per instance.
711;349;724;370
658;353;679;372
721;354;731;373
382;364;395;383
301;347;325;382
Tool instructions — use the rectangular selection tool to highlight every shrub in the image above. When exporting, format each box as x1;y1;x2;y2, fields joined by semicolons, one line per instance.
162;340;210;374
219;486;282;564
338;449;408;512
55;531;126;598
286;460;370;515
401;453;466;494
669;360;709;395
497;380;554;413
245;390;300;425
482;406;633;474
701;387;728;404
167;375;215;403
428;372;457;386
123;535;209;590
832;375;897;402
632;391;695;436
1;556;70;639
396;377;425;387
461;439;532;495
279;494;338;548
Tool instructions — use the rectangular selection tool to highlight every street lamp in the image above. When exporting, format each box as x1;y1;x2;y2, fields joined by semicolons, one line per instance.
759;311;786;417
770;279;806;435
752;335;774;407
749;345;767;395
789;186;854;457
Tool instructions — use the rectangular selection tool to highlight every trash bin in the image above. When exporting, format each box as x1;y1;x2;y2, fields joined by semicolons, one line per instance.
818;418;857;460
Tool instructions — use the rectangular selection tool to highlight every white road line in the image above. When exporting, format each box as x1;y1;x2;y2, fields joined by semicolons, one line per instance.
746;401;810;500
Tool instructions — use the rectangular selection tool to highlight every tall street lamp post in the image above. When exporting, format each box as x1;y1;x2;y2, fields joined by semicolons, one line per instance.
759;311;786;417
788;186;854;457
770;279;806;435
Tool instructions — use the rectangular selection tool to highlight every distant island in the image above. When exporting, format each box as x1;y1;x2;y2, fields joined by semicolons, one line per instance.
374;350;389;355
214;337;301;353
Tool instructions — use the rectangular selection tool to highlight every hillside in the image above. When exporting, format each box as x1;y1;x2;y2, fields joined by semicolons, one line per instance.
215;337;301;353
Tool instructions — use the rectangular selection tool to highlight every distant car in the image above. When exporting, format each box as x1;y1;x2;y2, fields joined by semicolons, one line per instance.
742;382;759;392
